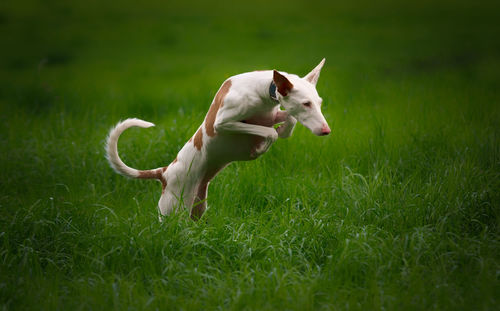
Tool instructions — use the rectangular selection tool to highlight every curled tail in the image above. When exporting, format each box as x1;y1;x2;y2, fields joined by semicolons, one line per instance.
106;118;165;181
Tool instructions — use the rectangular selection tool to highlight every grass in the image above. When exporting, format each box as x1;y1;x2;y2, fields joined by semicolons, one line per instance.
0;0;499;309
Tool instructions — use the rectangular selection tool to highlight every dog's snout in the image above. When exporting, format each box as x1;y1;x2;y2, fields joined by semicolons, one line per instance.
319;124;331;136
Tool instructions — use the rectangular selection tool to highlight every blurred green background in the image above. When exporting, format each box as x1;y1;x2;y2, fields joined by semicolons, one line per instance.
0;0;499;310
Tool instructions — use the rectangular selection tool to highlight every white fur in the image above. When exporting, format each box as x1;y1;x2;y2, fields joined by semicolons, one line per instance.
106;118;155;178
106;60;330;220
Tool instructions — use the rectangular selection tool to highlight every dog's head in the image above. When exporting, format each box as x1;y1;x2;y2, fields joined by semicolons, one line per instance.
273;59;331;136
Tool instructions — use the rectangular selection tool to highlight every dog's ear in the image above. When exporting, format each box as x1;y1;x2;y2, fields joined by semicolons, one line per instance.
304;58;325;86
273;70;294;96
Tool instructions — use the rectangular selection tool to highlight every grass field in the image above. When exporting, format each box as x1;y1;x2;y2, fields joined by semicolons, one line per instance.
1;0;499;309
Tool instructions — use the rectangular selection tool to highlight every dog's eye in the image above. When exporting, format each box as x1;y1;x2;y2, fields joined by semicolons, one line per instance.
303;102;312;108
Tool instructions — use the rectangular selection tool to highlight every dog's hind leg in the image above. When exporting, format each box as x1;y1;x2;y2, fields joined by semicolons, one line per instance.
158;185;198;220
157;190;179;218
191;182;208;221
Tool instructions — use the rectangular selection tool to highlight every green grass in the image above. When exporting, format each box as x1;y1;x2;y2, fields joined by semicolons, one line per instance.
1;0;499;309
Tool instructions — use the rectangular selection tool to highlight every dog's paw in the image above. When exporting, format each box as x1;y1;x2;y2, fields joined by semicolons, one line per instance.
251;143;266;158
267;130;278;144
249;149;260;159
255;135;276;155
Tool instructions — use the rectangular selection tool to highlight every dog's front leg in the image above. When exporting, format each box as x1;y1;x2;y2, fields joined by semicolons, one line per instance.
215;120;278;142
214;98;280;156
215;120;278;156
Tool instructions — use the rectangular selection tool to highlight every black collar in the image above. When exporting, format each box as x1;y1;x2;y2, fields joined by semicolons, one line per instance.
269;81;279;103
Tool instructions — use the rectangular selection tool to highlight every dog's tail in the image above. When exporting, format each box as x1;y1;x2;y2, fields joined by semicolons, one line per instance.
106;118;164;181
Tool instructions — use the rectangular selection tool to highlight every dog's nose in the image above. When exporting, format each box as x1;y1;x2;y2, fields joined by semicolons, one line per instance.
319;124;331;136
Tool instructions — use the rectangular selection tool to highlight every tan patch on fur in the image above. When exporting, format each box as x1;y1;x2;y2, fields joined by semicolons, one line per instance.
205;79;232;137
137;167;167;190
138;168;161;179
137;167;168;193
160;175;167;189
193;128;203;150
161;166;168;192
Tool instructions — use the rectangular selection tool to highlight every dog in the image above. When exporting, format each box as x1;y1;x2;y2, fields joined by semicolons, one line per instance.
106;59;330;220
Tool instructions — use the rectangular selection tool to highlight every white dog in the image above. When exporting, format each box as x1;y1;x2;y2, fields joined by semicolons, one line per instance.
106;59;330;220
